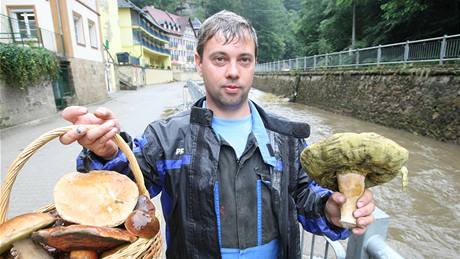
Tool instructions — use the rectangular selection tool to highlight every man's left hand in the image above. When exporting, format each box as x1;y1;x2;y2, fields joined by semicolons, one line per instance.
325;190;375;235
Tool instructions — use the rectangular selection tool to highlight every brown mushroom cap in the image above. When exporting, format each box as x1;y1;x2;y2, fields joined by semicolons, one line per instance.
134;195;155;212
300;132;409;190
54;171;139;227
31;225;137;252
0;213;55;254
124;210;160;238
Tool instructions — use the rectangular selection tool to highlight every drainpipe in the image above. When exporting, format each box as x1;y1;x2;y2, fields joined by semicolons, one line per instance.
54;0;63;34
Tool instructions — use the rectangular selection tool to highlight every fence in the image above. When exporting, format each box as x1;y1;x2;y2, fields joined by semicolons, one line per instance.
0;14;65;56
256;34;460;72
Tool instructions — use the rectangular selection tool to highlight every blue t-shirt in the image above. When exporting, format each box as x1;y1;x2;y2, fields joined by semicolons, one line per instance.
212;115;252;158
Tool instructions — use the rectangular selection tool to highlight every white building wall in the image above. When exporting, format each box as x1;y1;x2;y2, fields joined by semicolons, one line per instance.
2;1;59;52
66;0;103;62
3;0;54;32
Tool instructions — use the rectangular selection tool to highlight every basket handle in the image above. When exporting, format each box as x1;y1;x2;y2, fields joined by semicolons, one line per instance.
0;125;149;223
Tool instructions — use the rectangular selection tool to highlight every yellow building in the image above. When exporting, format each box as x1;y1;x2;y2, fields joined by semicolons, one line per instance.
117;0;171;68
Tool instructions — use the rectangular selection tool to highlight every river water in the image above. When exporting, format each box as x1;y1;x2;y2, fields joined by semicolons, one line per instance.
250;90;460;259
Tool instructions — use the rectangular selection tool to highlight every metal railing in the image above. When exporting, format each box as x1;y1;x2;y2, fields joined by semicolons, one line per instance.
301;208;404;259
139;19;170;42
0;14;65;57
256;34;460;72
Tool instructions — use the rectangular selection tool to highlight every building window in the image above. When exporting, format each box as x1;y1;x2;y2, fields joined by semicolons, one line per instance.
88;19;98;49
8;8;37;41
73;12;85;46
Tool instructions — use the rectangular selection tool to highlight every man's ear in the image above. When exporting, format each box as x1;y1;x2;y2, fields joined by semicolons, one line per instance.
194;52;202;75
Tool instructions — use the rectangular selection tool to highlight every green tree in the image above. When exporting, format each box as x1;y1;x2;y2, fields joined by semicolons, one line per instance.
205;0;242;16
376;0;460;42
240;0;287;62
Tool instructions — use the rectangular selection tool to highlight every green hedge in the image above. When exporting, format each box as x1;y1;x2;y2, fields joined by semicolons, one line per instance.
0;44;59;89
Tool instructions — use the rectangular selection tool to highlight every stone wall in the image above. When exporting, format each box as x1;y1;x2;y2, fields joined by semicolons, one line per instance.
117;66;174;88
0;78;56;128
145;68;173;85
254;68;460;144
69;58;108;105
173;71;202;81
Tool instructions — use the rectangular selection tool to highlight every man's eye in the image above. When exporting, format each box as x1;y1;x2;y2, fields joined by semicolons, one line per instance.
213;57;226;65
240;57;252;65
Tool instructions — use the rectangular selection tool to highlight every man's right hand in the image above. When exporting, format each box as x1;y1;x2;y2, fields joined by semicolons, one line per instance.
59;106;120;159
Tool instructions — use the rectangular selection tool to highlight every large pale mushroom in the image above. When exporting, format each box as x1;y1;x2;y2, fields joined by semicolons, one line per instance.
54;170;139;227
0;212;55;254
300;132;408;228
31;224;137;258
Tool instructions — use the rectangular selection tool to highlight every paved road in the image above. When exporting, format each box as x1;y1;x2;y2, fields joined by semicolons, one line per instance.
1;81;189;219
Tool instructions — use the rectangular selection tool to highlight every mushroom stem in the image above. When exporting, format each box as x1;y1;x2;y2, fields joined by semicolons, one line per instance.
337;172;366;229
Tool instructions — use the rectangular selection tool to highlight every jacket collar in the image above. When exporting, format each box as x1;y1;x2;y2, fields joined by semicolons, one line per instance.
191;97;310;138
191;97;310;168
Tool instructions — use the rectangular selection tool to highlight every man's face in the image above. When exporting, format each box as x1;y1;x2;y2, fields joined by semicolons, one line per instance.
195;33;256;112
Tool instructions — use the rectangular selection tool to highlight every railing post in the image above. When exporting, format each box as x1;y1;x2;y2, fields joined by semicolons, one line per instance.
304;56;307;70
377;45;381;65
313;55;317;70
325;54;328;68
440;34;447;64
404;41;409;63
38;28;44;48
355;50;360;68
7;16;17;44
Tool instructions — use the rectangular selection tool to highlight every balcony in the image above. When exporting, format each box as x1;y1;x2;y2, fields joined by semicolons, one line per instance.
140;39;170;56
0;14;65;57
139;20;169;43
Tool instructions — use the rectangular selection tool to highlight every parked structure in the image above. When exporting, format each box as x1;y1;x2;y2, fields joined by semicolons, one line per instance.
1;0;108;108
144;6;197;71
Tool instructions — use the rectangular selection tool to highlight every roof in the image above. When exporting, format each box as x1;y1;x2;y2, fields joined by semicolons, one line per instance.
117;1;168;33
144;6;196;37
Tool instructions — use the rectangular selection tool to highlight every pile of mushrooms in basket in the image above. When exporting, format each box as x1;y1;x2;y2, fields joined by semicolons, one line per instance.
300;132;409;229
0;170;159;258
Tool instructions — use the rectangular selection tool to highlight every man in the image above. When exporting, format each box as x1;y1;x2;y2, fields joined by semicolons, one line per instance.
60;10;374;259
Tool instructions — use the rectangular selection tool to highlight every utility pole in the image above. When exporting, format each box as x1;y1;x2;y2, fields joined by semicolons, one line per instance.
351;1;356;49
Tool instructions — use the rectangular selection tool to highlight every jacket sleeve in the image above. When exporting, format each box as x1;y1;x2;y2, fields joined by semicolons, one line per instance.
294;139;350;241
76;128;163;198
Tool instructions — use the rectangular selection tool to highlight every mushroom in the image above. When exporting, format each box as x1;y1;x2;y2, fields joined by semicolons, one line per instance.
54;171;139;227
124;195;160;238
300;132;408;228
0;212;55;254
31;224;137;258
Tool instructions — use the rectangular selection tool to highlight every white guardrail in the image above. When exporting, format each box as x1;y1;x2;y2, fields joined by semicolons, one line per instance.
256;34;460;72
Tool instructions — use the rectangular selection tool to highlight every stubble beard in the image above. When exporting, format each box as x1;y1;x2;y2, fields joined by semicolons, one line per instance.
212;87;250;111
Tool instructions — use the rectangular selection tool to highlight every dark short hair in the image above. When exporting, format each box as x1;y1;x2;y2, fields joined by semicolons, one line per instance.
196;10;258;58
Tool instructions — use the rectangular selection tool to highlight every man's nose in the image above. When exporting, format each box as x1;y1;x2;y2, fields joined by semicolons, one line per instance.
225;61;239;79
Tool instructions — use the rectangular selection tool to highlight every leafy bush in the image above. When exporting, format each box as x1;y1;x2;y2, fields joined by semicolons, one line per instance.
0;44;59;89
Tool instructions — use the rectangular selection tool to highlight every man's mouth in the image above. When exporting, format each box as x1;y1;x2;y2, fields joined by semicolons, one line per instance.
223;84;240;94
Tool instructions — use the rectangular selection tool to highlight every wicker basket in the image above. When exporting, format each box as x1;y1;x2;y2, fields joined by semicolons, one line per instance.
0;126;163;258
